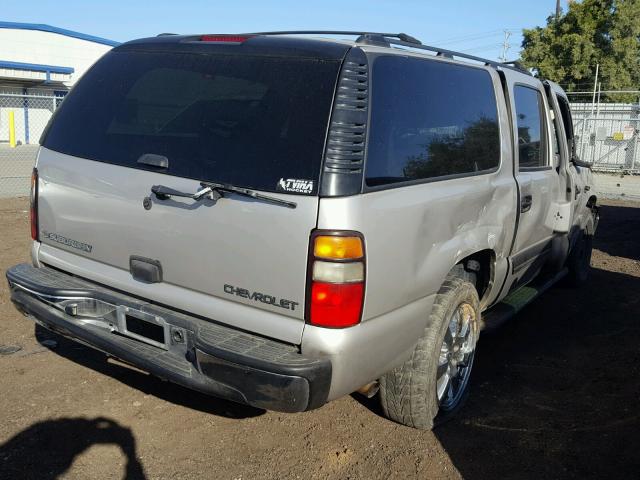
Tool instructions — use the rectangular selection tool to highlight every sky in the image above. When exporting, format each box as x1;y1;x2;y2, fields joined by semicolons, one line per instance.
4;0;570;61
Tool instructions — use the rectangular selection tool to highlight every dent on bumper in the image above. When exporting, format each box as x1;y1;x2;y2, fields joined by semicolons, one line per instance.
6;264;331;413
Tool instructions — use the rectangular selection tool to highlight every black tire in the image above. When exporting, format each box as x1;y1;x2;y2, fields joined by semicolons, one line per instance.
379;274;480;430
566;231;593;286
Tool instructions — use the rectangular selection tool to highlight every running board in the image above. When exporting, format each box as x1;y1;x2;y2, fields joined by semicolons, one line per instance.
481;268;568;332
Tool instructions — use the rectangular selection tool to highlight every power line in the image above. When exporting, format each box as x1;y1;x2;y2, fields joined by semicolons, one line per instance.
429;28;524;45
460;43;503;54
428;29;521;46
439;33;505;46
427;29;504;45
422;27;526;61
435;31;505;46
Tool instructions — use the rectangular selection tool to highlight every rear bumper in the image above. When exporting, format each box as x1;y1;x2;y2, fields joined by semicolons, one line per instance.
6;264;331;412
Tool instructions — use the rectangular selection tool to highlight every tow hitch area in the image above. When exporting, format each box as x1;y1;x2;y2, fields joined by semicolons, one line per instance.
39;293;188;355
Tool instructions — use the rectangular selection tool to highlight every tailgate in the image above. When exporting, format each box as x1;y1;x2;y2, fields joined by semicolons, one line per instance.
36;149;317;344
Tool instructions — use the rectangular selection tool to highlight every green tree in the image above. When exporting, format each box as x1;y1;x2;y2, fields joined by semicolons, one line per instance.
521;0;640;101
403;118;500;180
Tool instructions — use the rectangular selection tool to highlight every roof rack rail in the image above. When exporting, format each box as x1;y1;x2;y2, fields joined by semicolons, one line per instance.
382;38;533;76
248;30;422;45
244;31;531;76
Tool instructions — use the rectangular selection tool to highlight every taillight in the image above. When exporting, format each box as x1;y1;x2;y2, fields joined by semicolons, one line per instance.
308;232;365;328
200;34;253;43
30;168;39;241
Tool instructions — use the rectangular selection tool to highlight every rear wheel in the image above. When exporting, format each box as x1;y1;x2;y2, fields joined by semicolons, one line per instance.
566;231;593;286
379;274;480;429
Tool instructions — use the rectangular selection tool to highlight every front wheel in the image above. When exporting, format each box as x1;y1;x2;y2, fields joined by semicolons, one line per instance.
379;275;480;429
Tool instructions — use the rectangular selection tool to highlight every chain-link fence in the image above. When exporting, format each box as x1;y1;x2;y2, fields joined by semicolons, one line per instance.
568;93;640;174
0;88;64;198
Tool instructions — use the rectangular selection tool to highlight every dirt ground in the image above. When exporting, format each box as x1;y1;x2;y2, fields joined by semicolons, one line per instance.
0;197;639;480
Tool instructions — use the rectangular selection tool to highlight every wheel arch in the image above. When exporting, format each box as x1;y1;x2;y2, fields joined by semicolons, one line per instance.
450;249;497;305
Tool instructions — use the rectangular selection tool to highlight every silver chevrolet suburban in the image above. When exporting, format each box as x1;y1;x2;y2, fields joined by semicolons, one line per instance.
6;31;599;429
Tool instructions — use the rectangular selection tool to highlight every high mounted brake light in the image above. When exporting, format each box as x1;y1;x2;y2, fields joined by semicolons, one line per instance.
308;232;365;328
200;34;253;43
30;168;39;241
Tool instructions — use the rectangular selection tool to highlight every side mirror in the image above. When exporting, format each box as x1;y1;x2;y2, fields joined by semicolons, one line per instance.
571;155;592;169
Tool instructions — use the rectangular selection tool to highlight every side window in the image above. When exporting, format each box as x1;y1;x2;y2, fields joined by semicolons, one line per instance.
365;56;500;187
556;95;575;155
514;86;546;169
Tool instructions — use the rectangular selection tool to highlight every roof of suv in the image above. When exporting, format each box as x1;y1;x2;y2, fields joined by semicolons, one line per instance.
116;34;354;61
117;31;533;76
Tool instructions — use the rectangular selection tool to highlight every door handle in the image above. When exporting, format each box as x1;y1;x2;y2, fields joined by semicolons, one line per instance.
520;195;533;213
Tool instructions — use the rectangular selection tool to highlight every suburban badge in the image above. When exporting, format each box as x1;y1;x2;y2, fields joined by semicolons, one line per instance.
42;231;93;253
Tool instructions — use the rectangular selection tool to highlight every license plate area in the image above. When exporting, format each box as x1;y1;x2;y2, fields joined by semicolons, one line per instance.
126;315;165;344
116;306;169;349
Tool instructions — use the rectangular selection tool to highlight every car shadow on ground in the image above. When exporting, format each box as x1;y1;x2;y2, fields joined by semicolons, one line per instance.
34;324;264;421
432;258;640;478
592;202;640;261
435;201;640;478
0;416;146;479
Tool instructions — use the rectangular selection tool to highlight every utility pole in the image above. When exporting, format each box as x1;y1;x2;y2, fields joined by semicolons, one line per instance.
579;63;599;158
556;0;562;21
589;63;600;119
499;30;511;62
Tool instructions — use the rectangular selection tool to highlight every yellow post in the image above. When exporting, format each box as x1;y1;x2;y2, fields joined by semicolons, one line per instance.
8;110;16;148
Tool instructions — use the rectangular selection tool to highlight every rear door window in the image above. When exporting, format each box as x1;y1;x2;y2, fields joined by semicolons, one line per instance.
43;50;342;194
514;85;547;169
365;56;500;187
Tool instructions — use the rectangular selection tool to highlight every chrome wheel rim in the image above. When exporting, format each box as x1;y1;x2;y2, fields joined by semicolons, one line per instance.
436;302;477;411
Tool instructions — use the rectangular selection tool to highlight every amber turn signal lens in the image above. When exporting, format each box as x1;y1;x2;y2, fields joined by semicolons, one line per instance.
314;236;363;260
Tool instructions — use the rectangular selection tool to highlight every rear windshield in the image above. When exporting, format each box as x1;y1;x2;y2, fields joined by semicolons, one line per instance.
43;50;342;194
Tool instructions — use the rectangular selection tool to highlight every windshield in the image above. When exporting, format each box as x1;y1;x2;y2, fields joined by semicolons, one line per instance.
43;50;341;194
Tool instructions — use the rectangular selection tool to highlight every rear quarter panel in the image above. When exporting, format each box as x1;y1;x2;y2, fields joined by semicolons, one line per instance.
317;170;517;323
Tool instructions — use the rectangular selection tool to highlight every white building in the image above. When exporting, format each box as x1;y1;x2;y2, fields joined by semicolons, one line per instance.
0;21;118;144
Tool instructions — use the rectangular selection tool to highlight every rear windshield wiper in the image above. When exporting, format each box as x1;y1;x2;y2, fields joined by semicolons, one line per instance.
201;182;297;209
151;183;297;209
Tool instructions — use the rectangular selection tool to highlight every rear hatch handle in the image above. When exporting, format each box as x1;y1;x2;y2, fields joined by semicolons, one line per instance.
138;153;169;169
151;183;297;209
